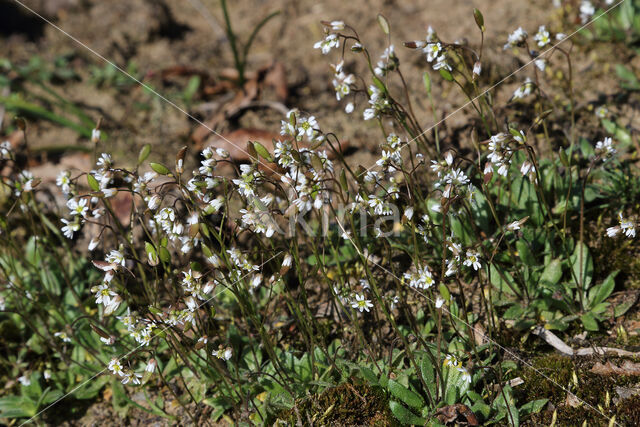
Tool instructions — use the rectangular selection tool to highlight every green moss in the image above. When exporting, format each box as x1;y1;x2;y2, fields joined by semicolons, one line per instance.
276;382;395;426
519;354;640;426
617;394;640;426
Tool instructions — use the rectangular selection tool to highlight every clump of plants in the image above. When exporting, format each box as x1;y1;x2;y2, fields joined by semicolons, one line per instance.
1;2;639;426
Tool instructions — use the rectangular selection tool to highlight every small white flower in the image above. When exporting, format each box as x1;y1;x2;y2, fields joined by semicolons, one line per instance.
56;170;72;194
96;153;112;170
595;106;608;118
67;198;89;218
580;1;595;23
91;128;101;143
504;27;528;50
507;221;521;231
18;375;31;386
54;331;71;342
329;20;344;31
108;358;124;376
88;237;100;251
314;33;340;55
351;293;373;312
534;25;550;48
282;254;293;268
463;251;482;271
60;218;80;239
345;102;354;114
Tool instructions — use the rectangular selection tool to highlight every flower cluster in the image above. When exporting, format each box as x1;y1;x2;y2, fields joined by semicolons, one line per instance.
606;213;636;238
403;264;436;290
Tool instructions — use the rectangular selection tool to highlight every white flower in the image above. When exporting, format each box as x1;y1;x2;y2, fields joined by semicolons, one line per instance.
18;375;31;386
121;370;142;385
504;27;528;50
535;58;547;71
473;62;482;78
580;1;595;23
329;20;344;31
100;336;115;345
513;78;534;99
507;221;521;231
54;331;71;342
351;294;373;312
105;250;126;267
424;42;442;63
60;218;80;239
404;265;436;289
534;25;550;48
520;161;535;176
67;198;89;218
145;359;157;373
213;347;233;360
345;102;354;114
0;140;12;160
96;153;112;170
146;194;161;210
404;207;414;221
595;136;616;161
463;251;482;271
314;33;340;54
618;213;636;238
93;283;116;306
282;254;293;268
91;128;101;143
108;358;124;376
56;170;72;194
435;297;444;308
595;106;608;118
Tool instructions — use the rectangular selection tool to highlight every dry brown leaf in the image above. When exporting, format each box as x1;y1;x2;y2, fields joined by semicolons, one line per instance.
591;360;640;376
263;62;288;102
434;404;479;426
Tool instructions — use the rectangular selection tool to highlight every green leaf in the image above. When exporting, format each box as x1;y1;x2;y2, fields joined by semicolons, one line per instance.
588;271;617;308
138;144;151;165
490;263;518;295
389;400;426;425
519;398;548;415
359;366;379;386
0;395;37;419
387;379;424;410
580;312;599;331
420;353;437;398
614;299;635;317
87;173;100;191
516;241;536;266
439;68;454;82
423;72;432;93
252;141;273;162
571;242;593;289
540;259;563;288
158;247;171;263
150;162;171;175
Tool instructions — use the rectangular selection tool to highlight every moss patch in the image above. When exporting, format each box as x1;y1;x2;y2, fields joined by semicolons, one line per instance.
518;354;640;426
276;381;395;426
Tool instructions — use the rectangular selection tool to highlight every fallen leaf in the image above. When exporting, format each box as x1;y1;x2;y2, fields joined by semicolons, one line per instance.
591;360;640;376
435;404;479;426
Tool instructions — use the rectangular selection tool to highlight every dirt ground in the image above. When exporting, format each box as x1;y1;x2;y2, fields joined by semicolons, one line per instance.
2;0;640;425
3;0;632;172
